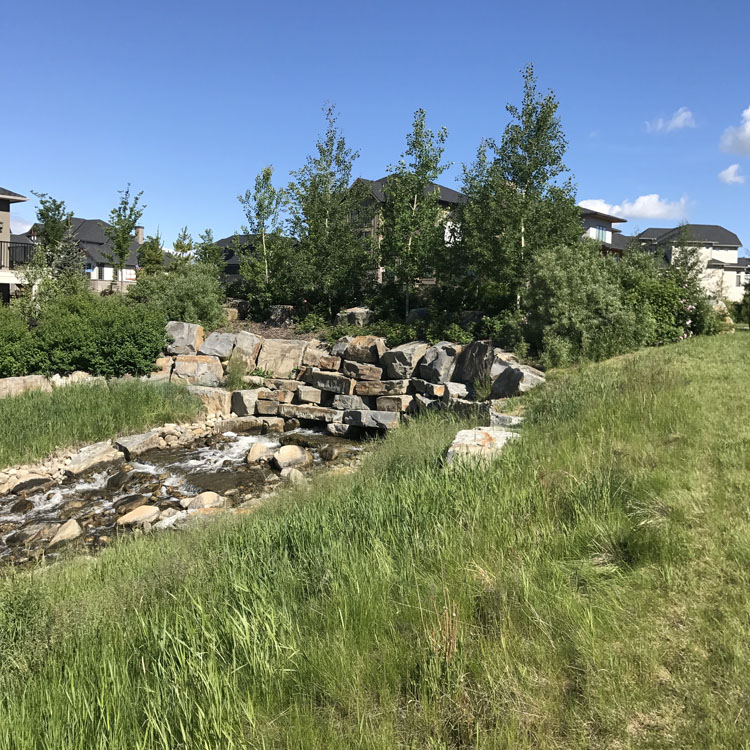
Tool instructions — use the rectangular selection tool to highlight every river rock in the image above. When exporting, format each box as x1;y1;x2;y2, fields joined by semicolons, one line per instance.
7;474;53;495
117;505;161;526
345;336;387;364
261;417;285;434
256;339;307;378
230;331;264;369
183;491;225;510
380;341;429;379
271;445;313;470
199;332;237;360
114;494;150;515
335;307;372;326
343;409;400;430
446;426;519;464
166;321;204;355
341;360;382;381
0;374;52;400
490;364;546;398
47;519;83;549
418;342;462;384
6;522;60;546
172;355;224;387
326;423;362;438
280;467;305;484
66;441;123;477
115;431;162;460
302;368;355;395
247;443;273;463
187;386;232;415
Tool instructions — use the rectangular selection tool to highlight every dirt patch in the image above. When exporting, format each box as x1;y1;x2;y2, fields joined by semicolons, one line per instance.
224;320;321;342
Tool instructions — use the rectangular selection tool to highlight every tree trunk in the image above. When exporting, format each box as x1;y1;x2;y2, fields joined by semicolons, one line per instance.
261;229;269;284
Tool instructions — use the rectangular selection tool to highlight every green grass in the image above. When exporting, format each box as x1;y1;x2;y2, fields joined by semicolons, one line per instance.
1;334;749;748
0;380;202;469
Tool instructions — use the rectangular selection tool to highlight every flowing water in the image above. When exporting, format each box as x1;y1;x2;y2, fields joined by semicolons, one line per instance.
0;428;362;565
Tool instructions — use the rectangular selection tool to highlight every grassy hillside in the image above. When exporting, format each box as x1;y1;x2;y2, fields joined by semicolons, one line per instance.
1;335;749;748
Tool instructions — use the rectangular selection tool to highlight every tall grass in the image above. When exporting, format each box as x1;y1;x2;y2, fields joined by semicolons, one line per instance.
0;380;202;469
0;335;749;747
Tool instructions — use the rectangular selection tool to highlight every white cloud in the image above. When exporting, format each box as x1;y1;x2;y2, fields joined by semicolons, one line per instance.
720;106;750;155
580;194;689;220
9;217;33;234
645;106;696;133
718;163;745;185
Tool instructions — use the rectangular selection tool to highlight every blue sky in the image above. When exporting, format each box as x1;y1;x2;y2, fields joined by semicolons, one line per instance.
5;0;749;254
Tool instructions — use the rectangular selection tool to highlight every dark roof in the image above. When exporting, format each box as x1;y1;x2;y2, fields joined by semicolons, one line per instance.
706;259;748;271
637;224;742;247
0;187;28;202
609;233;633;252
215;234;257;269
358;176;466;205
579;206;627;224
10;233;33;245
737;257;750;267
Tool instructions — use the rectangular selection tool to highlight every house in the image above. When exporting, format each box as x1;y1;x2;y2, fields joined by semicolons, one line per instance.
579;207;631;255
0;187;34;303
636;225;746;303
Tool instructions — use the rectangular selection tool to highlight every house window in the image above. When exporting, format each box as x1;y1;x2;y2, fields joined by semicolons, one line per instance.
97;264;104;281
594;226;608;242
737;272;743;287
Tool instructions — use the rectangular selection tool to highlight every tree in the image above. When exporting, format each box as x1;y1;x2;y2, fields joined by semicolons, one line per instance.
287;104;374;316
31;192;73;266
452;64;581;312
195;229;225;273
380;108;449;317
171;226;194;270
137;230;165;275
103;185;145;292
51;220;86;286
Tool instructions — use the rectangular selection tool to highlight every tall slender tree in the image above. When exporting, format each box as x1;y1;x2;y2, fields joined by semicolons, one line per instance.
171;227;194;270
103;185;145;291
380;109;449;317
31;191;72;266
137;230;165;275
195;229;225;273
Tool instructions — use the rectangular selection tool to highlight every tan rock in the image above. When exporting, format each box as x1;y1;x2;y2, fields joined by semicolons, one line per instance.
345;335;387;364
48;518;83;548
117;505;161;526
302;368;355;395
184;491;225;510
256;339;308;378
0;375;52;400
230;331;264;369
278;404;344;423
142;357;174;383
341;360;382;381
271;445;313;470
172;355;224;387
256;400;279;416
354;380;410;396
261;417;285;434
186;386;232;415
376;395;414;412
247;442;274;463
66;441;122;477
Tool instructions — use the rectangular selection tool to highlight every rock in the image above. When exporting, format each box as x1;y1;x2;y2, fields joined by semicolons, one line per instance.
117;505;161;526
49;371;95;388
187;386;232;415
231;389;261;417
452;340;495;384
153;511;188;531
301;343;329;368
376;395;414;412
215;416;262;434
142;357;174;383
442;382;469;402
256;400;279;416
256;388;279;401
6;522;60;546
406;307;430;324
280;467;305;484
297;385;323;404
265;378;301;391
354;380;410;397
302;368;355;395
261;417;285;434
247;443;274;463
345;335;387;364
10;498;33;514
411;379;446;399
0;374;52;400
331;336;354;357
183;491;225;510
66;441;123;477
318;355;341;371
446;426;519;464
278;404;344;423
7;474;53;495
256;339;307;378
326;423;362;438
283;418;300;431
199;332;237;360
230;331;264;369
409;393;441;412
490;364;546;399
490;412;524;428
335;307;373;326
47;519;82;549
115;431;162;460
172;355;224;387
380;341;429;379
332;394;369;410
271;445;313;471
114;495;149;515
341;360;382;381
267;305;295;327
166;321;204;355
418;342;462;384
343;409;400;430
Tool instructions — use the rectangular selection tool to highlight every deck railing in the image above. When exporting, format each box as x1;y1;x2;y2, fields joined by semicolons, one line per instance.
0;242;34;270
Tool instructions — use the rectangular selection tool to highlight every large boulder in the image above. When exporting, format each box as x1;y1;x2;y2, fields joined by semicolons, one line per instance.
271;445;313;470
0;374;52;400
418;342;462;384
296;385;322;404
66;441;123;477
380;341;429;379
343;409;400;430
231;390;260;417
172;355;224;387
302;368;355;395
278;404;344;423
335;307;373;326
256;339;307;378
344;336;387;364
490;364;545;399
215;416;262;434
47;519;83;549
187;385;231;415
117;505;161;526
354;380;410;397
115;431;162;460
332;394;369;410
452;340;494;384
341;360;382;381
142;357;174;383
199;332;237;361
331;336;354;358
166;321;204;355
230;331;264;370
247;442;274;463
267;305;295;327
446;426;519;465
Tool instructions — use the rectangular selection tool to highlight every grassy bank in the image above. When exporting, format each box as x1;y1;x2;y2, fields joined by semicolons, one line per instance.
0;380;202;469
1;335;749;748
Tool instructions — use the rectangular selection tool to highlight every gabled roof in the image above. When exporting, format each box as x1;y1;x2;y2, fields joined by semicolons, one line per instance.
637;224;742;247
10;233;33;245
0;187;28;203
609;232;633;252
357;177;466;205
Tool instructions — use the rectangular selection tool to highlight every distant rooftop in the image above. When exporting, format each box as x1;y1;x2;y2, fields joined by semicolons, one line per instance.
0;187;28;203
357;177;466;205
637;224;742;247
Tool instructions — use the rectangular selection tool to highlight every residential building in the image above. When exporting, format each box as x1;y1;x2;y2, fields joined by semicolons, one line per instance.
579;206;631;255
636;225;746;303
0;187;33;303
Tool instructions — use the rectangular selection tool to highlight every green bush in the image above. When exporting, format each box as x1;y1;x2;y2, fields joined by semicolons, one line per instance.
0;306;37;377
127;264;226;329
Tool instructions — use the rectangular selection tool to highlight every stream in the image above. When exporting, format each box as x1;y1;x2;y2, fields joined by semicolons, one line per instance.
0;428;363;566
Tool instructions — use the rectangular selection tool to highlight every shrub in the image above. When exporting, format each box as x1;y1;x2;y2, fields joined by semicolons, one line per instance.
0;306;36;378
224;356;246;391
128;264;226;329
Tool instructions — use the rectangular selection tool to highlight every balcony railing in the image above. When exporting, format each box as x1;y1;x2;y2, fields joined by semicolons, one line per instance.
0;241;34;270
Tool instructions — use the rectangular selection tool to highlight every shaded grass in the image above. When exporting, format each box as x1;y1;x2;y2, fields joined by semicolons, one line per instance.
0;380;202;469
1;334;749;747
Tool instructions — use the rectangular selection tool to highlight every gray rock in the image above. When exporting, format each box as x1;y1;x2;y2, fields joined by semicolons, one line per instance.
354;380;410;397
332;394;369;410
199;332;237;360
380;341;429;379
341;360;382;381
442;382;469;402
114;431;162;460
256;339;307;378
326;422;362;438
418;342;462;384
343;409;400;430
452;340;494;384
230;331;264;369
187;386;232;415
411;378;446;399
66;441;123;477
171;355;224;387
280;467;305;484
331;336;354;358
166;321;204;355
490;412;525;428
375;395;413;412
302;368;355;395
278;404;344;423
446;426;519;465
490;364;546;399
215;416;262;434
231;390;260;417
297;385;323;404
408;393;441;413
335;307;372;326
344;336;387;364
183;491;225;510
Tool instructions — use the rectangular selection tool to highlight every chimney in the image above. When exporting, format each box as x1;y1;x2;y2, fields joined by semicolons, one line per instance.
135;225;144;244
